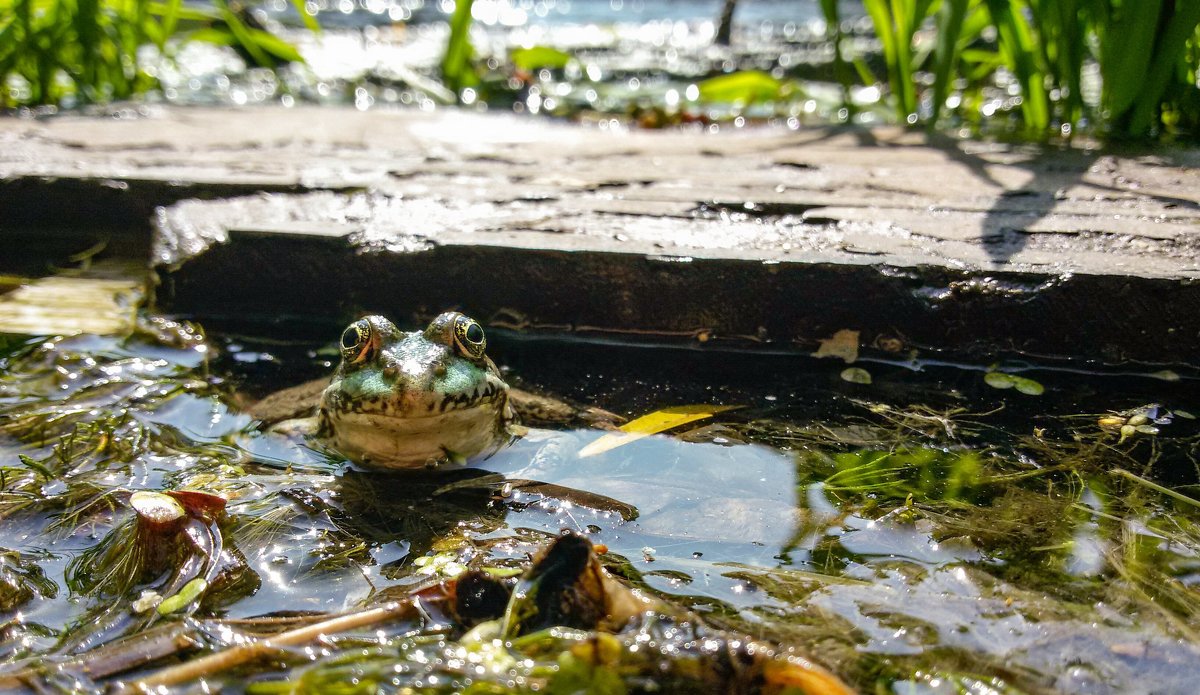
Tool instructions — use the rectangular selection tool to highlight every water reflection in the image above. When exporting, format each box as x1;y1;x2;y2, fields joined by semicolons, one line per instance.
6;326;1200;692
293;0;831;30
154;0;859;120
483;430;801;597
240;425;802;606
810;562;1200;692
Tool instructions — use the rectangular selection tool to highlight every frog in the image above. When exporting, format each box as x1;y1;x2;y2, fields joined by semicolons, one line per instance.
245;312;796;564
250;311;618;469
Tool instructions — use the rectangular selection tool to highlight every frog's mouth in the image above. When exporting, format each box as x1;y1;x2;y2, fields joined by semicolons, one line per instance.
322;381;506;419
427;381;507;415
321;392;509;468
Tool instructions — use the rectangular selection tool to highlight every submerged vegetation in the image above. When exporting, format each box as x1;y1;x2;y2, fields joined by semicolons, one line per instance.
1;317;1199;692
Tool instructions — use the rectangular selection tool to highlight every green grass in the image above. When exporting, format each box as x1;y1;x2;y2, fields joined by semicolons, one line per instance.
825;0;1200;139
5;0;1197;141
1;0;164;106
440;0;477;101
0;0;313;108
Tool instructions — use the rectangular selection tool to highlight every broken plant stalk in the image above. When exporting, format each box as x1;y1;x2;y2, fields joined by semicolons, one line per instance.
121;601;417;691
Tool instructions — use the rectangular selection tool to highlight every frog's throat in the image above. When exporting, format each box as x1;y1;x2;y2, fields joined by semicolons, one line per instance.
320;400;509;468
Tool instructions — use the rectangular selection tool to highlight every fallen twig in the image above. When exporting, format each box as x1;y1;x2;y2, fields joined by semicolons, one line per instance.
120;601;416;691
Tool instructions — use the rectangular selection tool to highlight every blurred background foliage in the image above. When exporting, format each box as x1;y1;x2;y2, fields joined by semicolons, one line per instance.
835;0;1200;139
2;0;1198;140
0;0;314;106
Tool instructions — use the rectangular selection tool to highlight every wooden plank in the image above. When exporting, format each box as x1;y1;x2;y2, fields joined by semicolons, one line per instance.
3;105;1200;362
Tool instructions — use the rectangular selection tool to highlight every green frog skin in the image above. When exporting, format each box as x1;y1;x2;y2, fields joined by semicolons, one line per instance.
316;312;515;468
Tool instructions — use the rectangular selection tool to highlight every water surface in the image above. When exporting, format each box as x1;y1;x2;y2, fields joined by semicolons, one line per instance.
3;316;1199;691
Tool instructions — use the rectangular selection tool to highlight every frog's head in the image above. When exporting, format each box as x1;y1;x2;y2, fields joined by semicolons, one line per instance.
318;312;511;467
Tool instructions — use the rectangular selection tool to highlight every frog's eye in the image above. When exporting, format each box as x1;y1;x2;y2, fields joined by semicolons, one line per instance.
340;320;373;364
452;315;486;359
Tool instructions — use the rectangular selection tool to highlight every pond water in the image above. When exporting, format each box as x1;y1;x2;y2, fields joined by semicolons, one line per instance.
2;311;1199;693
155;0;878;125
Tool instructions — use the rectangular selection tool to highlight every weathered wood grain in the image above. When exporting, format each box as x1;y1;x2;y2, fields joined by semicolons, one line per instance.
1;106;1198;360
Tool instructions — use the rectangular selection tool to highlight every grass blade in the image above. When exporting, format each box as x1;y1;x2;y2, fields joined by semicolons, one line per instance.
984;0;1050;134
818;0;854;107
288;0;318;33
215;0;270;67
1100;0;1162;119
440;0;477;98
1126;2;1200;135
931;0;970;126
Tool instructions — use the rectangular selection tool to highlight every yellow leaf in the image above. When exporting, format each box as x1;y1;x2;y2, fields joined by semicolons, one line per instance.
577;405;739;458
812;329;859;363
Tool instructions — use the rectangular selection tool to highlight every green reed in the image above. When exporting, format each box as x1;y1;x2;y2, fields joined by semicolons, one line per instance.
440;0;477;100
832;0;1200;139
0;0;162;106
0;0;313;108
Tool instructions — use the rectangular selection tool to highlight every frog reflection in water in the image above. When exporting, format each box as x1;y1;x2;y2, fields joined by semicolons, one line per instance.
259;311;606;468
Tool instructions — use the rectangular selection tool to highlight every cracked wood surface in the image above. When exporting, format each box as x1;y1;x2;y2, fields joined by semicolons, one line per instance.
2;105;1198;278
2;105;1199;361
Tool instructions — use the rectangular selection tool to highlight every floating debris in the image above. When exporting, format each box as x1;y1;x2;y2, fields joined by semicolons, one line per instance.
577;404;739;458
813;329;860;363
984;371;1045;395
840;367;872;384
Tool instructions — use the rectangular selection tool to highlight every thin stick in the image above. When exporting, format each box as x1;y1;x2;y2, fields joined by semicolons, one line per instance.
123;602;414;691
1111;468;1200;509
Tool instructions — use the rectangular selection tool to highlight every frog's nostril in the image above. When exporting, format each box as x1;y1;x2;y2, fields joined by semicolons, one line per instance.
434;363;447;377
384;365;399;380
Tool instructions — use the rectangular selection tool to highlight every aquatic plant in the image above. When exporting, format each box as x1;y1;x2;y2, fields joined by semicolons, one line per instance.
440;0;476;101
3;320;1200;693
824;0;1200;138
189;534;853;695
0;0;314;107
